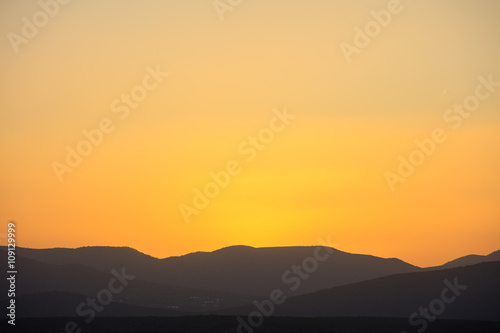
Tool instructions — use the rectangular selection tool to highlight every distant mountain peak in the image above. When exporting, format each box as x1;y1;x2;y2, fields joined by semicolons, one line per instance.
213;245;256;252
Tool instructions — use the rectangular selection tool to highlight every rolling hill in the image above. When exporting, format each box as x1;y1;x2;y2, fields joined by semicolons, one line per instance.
11;245;421;296
269;261;500;322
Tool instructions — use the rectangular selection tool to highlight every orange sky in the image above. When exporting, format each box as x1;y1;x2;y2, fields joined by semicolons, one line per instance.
1;0;499;267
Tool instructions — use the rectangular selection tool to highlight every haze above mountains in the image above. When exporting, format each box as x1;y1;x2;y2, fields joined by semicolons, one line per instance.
2;245;499;321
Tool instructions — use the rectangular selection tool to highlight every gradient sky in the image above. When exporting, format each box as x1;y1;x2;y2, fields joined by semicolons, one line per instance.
1;0;499;267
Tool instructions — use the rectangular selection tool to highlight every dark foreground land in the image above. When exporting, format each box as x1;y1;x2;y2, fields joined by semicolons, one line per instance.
2;316;500;333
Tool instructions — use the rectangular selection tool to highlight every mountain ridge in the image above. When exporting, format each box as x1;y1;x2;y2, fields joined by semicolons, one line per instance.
7;245;422;296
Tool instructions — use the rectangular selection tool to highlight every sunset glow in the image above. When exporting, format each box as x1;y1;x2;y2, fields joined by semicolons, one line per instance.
1;0;499;267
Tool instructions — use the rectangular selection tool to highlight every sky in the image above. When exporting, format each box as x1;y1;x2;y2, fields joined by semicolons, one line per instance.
0;0;499;267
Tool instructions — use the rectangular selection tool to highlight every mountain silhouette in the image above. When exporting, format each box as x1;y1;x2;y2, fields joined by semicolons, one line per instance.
268;261;500;321
11;245;420;297
10;291;185;318
0;250;253;313
438;249;500;269
2;245;499;320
